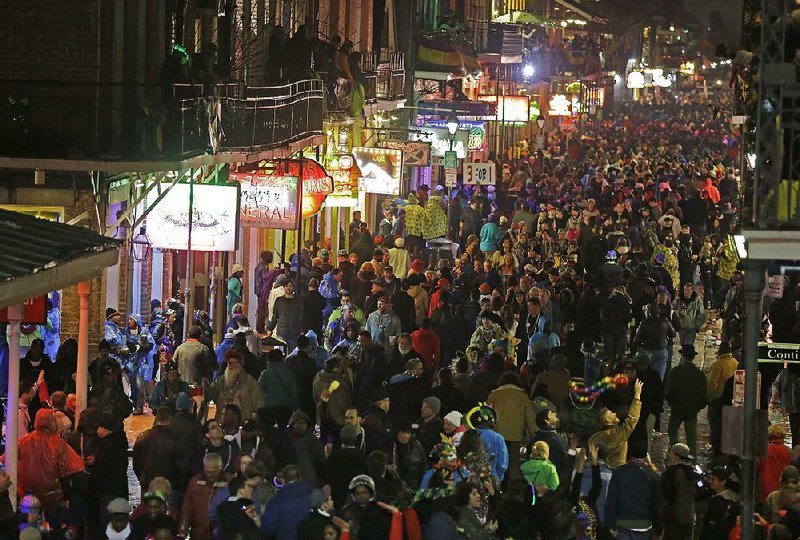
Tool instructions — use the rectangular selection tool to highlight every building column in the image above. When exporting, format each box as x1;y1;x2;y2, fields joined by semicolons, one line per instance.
6;304;22;511
76;281;92;422
740;259;766;540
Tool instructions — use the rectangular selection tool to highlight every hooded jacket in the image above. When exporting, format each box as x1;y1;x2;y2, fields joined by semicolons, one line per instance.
261;481;314;540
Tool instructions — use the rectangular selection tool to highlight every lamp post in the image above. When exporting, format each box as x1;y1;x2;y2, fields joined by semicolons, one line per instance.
130;227;152;262
445;112;459;241
536;116;545;150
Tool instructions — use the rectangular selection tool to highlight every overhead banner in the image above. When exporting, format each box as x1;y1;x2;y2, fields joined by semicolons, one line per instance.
419;119;487;152
382;140;431;166
410;127;468;158
230;173;301;230
353;147;403;195
148;183;240;251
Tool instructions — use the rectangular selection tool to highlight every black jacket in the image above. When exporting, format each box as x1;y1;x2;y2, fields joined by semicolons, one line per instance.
132;424;186;491
661;462;697;526
605;460;663;535
633;315;676;351
300;290;327;336
323;447;368;510
666;362;707;415
91;430;129;499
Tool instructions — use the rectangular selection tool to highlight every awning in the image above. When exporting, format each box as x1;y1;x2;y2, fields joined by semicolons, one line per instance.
0;209;121;308
553;0;607;24
493;11;557;26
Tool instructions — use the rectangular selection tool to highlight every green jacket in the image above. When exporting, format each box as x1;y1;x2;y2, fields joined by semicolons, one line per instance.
521;458;559;491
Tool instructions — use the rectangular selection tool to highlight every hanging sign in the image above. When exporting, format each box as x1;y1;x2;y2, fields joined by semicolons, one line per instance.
0;296;47;325
325;154;360;207
764;275;784;298
410;127;469;158
420;119;487;152
353;147;403;195
147;183;240;251
382;140;431;166
229;173;301;230
445;169;458;187
463;162;496;186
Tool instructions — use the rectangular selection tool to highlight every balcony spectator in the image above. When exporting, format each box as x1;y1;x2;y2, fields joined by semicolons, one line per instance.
267;25;288;83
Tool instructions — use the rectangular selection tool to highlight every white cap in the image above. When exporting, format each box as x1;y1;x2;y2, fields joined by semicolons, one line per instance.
444;411;463;426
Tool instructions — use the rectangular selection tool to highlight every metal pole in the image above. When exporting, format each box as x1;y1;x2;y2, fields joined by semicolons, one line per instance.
296;159;304;303
741;259;766;540
183;168;194;339
6;304;22;511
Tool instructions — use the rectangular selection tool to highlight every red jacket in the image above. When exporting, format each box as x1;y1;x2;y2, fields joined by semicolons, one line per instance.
757;438;792;503
411;329;441;371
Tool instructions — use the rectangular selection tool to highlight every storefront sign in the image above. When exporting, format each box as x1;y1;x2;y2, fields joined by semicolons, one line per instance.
382;140;431;166
147;183;240;251
420;119;486;152
326;154;360;207
230;173;301;230
477;95;530;123
765;275;784;298
410;127;468;159
463;162;495;186
0;296;47;324
353;147;403;195
548;94;571;116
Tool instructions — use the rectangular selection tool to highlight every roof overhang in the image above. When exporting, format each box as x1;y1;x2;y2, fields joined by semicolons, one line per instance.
0;134;324;174
0;248;119;309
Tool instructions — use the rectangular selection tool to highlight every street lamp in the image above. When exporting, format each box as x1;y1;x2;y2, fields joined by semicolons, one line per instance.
446;112;459;139
130;227;152;262
536;117;545;130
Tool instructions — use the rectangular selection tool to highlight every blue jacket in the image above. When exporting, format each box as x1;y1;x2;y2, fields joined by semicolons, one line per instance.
605;461;663;534
479;222;503;253
215;337;235;367
478;428;509;481
124;314;156;380
258;361;298;409
261;481;313;540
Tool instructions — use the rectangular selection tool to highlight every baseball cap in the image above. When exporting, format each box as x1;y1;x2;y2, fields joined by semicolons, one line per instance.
669;443;693;460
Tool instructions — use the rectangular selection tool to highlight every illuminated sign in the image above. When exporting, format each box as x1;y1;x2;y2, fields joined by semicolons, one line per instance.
382;140;431;166
410;127;469;158
646;68;673;88
627;71;645;89
529;101;541;120
326;154;360;207
147;183;240;251
477;95;530;122
353;147;403;195
419;119;486;152
229;173;301;230
548;94;571;116
680;61;695;75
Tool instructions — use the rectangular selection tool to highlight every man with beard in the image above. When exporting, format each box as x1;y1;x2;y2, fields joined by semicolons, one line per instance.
388;333;422;377
205;351;263;421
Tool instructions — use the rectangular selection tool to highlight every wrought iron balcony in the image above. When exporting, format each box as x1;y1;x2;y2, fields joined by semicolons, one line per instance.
0;78;323;163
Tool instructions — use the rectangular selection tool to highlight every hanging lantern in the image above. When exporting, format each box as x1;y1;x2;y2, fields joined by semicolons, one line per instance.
130;227;152;262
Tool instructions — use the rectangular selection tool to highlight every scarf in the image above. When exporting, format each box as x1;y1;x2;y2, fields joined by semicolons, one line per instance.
105;523;131;539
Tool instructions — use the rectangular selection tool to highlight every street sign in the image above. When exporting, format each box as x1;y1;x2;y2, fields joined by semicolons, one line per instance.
733;369;761;407
445;169;457;187
0;296;47;325
443;150;457;169
758;341;800;363
463;162;495;186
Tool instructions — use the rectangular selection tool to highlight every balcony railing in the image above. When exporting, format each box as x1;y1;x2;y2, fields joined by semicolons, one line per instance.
0;78;323;162
176;79;324;157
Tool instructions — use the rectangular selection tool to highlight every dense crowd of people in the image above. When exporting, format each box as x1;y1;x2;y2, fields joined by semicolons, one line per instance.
6;91;800;540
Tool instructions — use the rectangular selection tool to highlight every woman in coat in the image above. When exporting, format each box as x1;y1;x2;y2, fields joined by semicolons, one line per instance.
267;280;301;350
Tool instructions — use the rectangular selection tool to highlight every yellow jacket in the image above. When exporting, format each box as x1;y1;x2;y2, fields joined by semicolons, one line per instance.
588;398;641;468
706;353;738;400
